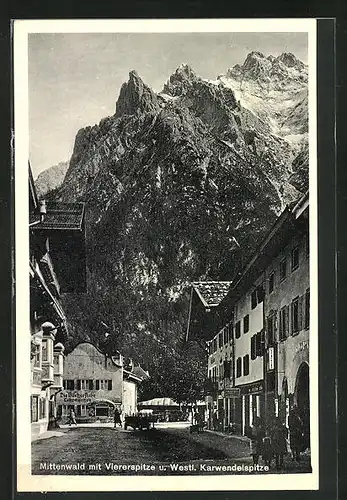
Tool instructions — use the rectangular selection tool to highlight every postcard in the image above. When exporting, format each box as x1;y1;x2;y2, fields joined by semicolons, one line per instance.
14;18;318;492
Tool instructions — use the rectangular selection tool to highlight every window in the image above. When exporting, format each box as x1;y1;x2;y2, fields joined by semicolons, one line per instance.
224;327;229;344
39;397;46;419
75;379;81;390
305;289;310;329
228;323;233;340
42;341;48;362
280;258;287;281
236;358;242;378
267;315;275;346
31;395;38;423
291;247;300;271
251;335;257;360
251;290;257;309
235;321;241;339
279;306;288;341
257;285;264;304
82;380;89;390
243;355;250;376
243;314;249;334
269;272;275;294
98;380;112;390
64;379;74;390
218;331;223;348
256;330;265;356
33;343;41;368
223;360;231;379
291;297;299;334
88;379;94;390
252;286;264;308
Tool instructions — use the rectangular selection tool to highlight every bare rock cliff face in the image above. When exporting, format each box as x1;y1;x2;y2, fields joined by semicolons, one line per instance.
49;54;308;390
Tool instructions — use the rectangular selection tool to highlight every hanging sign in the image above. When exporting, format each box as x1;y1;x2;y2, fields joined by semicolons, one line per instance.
268;347;275;370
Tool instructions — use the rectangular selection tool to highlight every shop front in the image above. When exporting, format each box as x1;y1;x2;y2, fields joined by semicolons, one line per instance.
56;390;120;423
234;380;265;436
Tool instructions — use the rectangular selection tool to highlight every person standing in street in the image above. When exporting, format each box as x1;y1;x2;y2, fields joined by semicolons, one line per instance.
288;405;303;461
113;407;122;428
271;416;288;470
68;408;77;426
247;416;265;465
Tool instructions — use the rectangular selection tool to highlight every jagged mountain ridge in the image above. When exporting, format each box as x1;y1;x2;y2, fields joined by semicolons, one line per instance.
49;53;308;389
216;51;308;147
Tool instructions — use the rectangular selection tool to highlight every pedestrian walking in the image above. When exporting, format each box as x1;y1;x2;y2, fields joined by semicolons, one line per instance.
212;411;219;431
68;408;77;426
113;407;122;428
288;405;303;461
246;416;265;465
270;417;288;470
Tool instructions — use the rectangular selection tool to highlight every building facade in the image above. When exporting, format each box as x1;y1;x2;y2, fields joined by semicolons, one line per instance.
56;342;143;422
29;164;86;438
187;192;310;443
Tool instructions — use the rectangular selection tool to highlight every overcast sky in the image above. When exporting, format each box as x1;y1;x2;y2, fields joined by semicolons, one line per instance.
29;32;308;178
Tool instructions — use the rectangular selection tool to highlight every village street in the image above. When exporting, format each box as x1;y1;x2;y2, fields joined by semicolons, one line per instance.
31;423;311;476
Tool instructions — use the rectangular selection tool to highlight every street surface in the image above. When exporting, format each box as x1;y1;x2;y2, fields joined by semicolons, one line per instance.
32;423;312;475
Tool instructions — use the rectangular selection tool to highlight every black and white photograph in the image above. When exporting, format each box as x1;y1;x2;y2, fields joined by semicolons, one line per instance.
14;19;318;492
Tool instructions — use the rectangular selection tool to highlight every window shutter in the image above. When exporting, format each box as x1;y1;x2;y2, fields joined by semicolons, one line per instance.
251;335;255;360
298;295;304;332
275;311;279;342
285;305;290;337
261;329;266;355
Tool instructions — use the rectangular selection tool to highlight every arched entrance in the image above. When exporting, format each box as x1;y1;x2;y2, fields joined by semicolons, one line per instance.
295;362;310;450
295;362;309;412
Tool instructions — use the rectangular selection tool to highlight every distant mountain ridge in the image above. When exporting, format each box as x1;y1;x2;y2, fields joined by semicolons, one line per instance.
34;161;69;198
44;51;309;399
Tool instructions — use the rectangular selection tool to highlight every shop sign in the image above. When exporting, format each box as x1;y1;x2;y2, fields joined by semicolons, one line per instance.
241;381;264;395
224;388;240;398
268;347;274;370
56;390;97;405
274;398;279;417
295;340;309;355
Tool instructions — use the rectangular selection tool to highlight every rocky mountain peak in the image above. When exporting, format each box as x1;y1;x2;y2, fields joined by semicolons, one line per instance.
276;52;305;69
241;51;272;77
162;63;198;97
115;70;160;118
226;50;307;85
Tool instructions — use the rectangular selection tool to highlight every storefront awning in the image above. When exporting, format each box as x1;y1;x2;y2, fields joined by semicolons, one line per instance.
86;399;117;407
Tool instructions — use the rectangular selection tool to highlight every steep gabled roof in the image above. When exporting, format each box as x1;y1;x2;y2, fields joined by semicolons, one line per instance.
192;281;232;308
